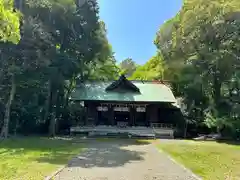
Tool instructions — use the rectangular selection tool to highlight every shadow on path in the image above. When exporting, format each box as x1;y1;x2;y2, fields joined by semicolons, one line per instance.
68;139;149;168
67;141;146;168
0;137;150;168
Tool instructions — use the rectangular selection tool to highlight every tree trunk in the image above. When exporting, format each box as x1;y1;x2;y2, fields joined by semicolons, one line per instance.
65;78;75;108
48;111;56;137
43;80;57;137
212;62;222;109
43;81;51;123
48;82;57;137
213;76;221;108
1;75;16;138
55;88;64;134
184;120;188;139
13;118;19;136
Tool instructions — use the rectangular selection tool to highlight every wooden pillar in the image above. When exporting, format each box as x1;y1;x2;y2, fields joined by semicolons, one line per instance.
86;103;97;126
146;105;150;126
86;105;91;125
149;105;159;127
109;107;115;125
84;106;88;125
94;107;98;125
129;107;132;126
146;105;155;126
130;107;135;126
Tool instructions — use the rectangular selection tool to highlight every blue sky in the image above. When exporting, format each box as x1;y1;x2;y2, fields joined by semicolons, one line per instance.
98;0;182;64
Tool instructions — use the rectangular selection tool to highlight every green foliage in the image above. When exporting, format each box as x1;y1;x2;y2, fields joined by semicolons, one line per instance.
0;0;20;44
1;0;240;140
85;21;119;80
0;0;118;137
204;112;227;130
158;141;240;179
119;58;137;77
0;137;84;179
154;0;240;138
130;54;164;80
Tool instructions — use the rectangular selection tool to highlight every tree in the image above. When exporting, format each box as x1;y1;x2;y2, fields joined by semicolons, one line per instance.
0;0;54;138
0;0;20;44
84;21;119;80
130;53;164;80
154;0;240;137
119;58;137;77
0;0;115;138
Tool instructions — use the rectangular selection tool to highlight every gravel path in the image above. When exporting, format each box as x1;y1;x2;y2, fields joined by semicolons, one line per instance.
54;140;200;180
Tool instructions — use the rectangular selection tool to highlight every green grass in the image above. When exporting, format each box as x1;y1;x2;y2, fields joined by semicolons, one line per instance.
157;140;240;180
0;137;84;180
94;137;156;143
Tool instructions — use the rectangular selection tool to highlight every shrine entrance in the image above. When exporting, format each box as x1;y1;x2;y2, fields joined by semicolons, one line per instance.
97;111;110;125
113;106;130;127
135;111;147;126
114;111;130;124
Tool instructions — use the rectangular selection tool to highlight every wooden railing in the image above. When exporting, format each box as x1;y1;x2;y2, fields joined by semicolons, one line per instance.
70;124;175;138
151;123;174;138
150;123;174;129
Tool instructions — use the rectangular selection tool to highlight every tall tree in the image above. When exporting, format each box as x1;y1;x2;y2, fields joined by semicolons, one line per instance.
130;53;164;80
84;21;119;80
0;0;113;138
154;0;240;136
119;58;137;77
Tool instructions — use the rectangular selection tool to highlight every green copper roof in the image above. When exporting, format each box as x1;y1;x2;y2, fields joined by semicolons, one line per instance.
70;81;177;103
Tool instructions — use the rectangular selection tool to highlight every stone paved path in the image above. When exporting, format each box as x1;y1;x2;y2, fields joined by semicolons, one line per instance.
54;140;200;180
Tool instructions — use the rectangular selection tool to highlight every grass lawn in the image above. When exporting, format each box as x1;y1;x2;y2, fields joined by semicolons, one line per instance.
157;140;240;180
0;137;84;180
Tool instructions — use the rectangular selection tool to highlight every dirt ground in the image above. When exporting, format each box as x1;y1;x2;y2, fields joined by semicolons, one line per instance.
54;139;200;180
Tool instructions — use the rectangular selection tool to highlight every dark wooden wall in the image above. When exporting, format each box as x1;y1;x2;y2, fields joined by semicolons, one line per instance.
147;105;158;123
84;101;179;126
85;102;98;125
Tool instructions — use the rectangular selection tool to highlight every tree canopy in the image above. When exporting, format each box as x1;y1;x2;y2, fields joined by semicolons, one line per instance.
0;0;20;43
129;54;164;80
0;0;119;138
1;0;240;140
119;58;137;77
154;0;240;137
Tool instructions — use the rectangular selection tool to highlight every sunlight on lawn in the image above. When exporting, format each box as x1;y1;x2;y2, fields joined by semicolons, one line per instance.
0;137;84;180
157;140;240;180
95;138;156;144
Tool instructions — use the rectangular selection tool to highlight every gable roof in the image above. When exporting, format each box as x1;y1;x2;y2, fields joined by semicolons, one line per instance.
70;80;177;103
105;75;140;92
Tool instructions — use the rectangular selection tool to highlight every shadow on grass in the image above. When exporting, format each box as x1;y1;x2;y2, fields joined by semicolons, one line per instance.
216;139;240;146
0;136;151;168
